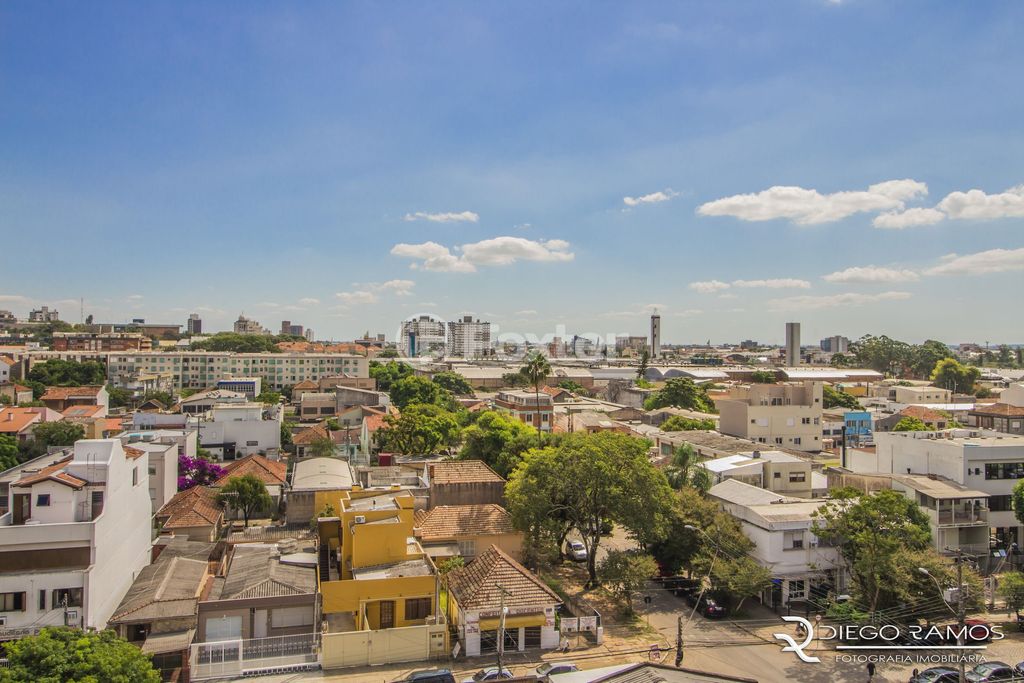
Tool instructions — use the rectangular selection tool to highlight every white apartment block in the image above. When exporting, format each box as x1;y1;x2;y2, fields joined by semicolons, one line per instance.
446;316;491;358
400;315;447;357
853;430;1024;548
716;382;824;452
0;439;153;637
198;403;282;461
106;351;369;391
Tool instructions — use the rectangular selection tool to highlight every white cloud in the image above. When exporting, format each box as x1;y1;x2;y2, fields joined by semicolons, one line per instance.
937;185;1024;220
924;247;1024;276
515;309;538;316
392;237;574;273
670;309;703;318
0;294;31;304
689;280;731;294
623;189;678;207
298;297;320;306
126;294;144;301
822;266;921;283
403;210;479;223
697;179;928;225
768;291;912;312
335;279;416;306
732;279;811;289
872;207;946;229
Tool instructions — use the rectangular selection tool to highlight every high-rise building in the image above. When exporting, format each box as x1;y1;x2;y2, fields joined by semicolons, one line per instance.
399;315;446;357
820;335;850;354
233;315;268;335
447;315;491;358
304;328;315;341
650;313;661;357
785;322;801;366
28;306;60;323
281;321;304;337
187;313;202;335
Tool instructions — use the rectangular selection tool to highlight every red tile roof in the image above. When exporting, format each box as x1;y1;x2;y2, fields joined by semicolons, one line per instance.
214;454;287;487
416;504;517;542
14;456;87;489
428;460;505;485
124;446;147;460
970;403;1024;418
898;406;948;422
292;422;331;445
446;545;560;610
158;486;223;530
0;407;43;434
62;405;104;418
40;386;103;401
291;380;319;390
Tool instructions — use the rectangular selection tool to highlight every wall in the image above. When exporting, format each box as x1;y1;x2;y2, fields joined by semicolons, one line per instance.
321;622;446;669
429;482;505;509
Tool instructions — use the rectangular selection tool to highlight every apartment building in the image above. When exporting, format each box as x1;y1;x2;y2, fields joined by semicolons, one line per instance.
52;332;152;352
106;351;369;391
216;376;262;400
853;431;1024;549
716;382;824;452
40;385;109;413
233;315;268;335
198;404;282;460
493;390;554;433
446;316;491;358
399;315;446;358
700;450;816;498
0;439;153;637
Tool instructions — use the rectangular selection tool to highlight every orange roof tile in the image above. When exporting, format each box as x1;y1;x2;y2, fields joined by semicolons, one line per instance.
158;486;223;530
899;406;948;422
214;454;287;487
124;446;147;460
446;545;560;610
292;380;318;390
14;456;87;489
292;423;330;445
63;405;104;418
40;386;103;401
428;460;505;485
416;504;517;542
0;407;43;434
970;403;1024;418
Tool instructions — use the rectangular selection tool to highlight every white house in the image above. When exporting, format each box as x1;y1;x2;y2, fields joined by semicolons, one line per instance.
0;439;154;637
709;479;844;608
197;403;282;461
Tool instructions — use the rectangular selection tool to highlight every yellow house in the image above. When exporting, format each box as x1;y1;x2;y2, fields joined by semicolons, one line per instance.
315;487;447;669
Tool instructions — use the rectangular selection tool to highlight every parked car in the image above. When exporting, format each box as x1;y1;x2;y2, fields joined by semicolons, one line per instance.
398;670;456;683
566;540;587;562
463;667;514;683
908;667;960;683
686;593;726;618
966;662;1018;682
535;662;580;680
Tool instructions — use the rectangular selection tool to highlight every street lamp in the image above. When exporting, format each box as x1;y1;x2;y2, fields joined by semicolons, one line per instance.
919;565;966;683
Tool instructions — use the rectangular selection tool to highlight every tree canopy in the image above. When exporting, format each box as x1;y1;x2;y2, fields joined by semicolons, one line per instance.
217;474;272;527
659;415;716;432
892;416;930;432
823;384;860;410
0;435;19;471
189;332;283;353
663;444;711;493
431;371;474;396
749;370;777;384
643;377;716;413
31;421;85;451
389;375;454;411
930;358;981;393
27;359;107;387
0;627;160;683
599;550;658;616
376;403;461;455
177;454;226;491
369;360;414;393
459;410;541;478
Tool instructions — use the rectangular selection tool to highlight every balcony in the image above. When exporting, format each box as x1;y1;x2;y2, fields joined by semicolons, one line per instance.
927;507;989;527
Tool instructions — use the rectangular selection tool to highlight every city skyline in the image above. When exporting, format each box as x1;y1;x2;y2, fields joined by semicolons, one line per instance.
2;2;1023;343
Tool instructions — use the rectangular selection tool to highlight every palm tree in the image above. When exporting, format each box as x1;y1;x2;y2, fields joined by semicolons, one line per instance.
521;351;551;437
664;443;710;493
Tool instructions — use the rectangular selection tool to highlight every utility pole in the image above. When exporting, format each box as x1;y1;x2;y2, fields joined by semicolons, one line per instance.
674;615;683;667
956;550;966;683
496;584;510;676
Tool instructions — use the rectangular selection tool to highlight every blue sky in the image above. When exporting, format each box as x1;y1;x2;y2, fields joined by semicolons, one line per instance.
2;1;1022;345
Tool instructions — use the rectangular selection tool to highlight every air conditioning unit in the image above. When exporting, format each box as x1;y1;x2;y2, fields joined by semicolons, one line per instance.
354;515;367;524
0;616;7;627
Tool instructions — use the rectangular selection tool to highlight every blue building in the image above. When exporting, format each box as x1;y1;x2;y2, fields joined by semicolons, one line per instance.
843;410;873;446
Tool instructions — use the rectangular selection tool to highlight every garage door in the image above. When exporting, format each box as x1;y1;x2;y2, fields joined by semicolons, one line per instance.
206;616;243;642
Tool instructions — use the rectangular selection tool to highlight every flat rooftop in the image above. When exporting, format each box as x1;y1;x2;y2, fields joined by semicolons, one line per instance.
351;558;433;580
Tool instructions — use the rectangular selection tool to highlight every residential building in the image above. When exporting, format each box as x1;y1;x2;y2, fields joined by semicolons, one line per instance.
186;314;202;336
0;439;154;635
874;406;952;432
52;332;152;352
178;388;247;414
106;351;369;391
157;486;225;543
785;322;801;366
304;328;315;341
493;390;554;433
716;381;823;452
400;315;447;358
286;457;354;524
280;320;305;337
414;504;523;561
0;406;64;443
650;313;661;356
212;454;287;519
969;403;1024;435
614;335;648;357
699;450;815;498
216;376;262;400
852;431;1024;548
198;403;282;460
316;488;448;669
0;383;33;406
28;307;60;323
115;370;175;400
426;460;506;509
893;386;953;404
119;438;178;513
444;545;561;657
40;385;109;413
0;311;15;326
446;316;491;358
0;357;12;384
709;479;844;608
819;335;850;354
233;315;268;335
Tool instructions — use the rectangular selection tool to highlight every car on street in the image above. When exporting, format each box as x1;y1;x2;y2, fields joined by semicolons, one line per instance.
908;667;960;683
535;662;579;680
685;593;726;618
566;540;587;562
398;670;456;683
965;661;1018;682
462;667;514;682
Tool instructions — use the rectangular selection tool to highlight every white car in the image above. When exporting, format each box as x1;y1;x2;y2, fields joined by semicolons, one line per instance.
566;540;587;561
462;667;513;682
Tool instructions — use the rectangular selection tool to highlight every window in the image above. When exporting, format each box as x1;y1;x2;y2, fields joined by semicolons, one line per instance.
52;588;83;608
38;590;46;611
246;440;258;446
132;467;139;486
0;592;25;612
457;540;476;557
801;417;811;425
788;579;806;599
773;472;781;479
793;437;802;445
404;597;432;621
774;437;783;445
989;495;1012;512
784;531;804;550
789;472;807;483
36;494;50;507
985;463;1024;480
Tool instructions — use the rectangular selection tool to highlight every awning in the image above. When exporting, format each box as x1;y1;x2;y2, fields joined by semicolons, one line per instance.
477;614;546;630
142;629;195;655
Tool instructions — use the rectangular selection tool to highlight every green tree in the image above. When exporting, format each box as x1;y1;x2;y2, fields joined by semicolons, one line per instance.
31;421;86;449
931;358;981;394
648;488;753;577
850;335;912;376
0;435;19;471
996;345;1014;367
911;340;953;379
142;390;174;407
217;474;272;527
369;360;413;392
660;415;716;432
389;375;452;411
189;333;282;353
279;424;293;450
812;488;932;611
460;410;540;478
998;572;1024;616
663;444;711;493
376;404;461;455
598;550;658;616
556;380;587;395
520;352;552;437
712;555;772;614
437;556;465;576
644;377;716;413
0;626;160;683
27;359;107;387
749;370;777;384
431;371;474;396
893;416;930;432
377;347;400;359
636;348;650;380
823;384;860;410
308;436;337;459
256;390;282;405
106;385;132;409
1011;480;1024;527
324;417;342;431
829;353;852;368
506;432;674;586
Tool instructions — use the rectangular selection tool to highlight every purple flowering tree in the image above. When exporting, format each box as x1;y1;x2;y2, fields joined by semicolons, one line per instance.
178;453;227;491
